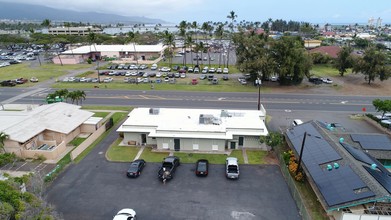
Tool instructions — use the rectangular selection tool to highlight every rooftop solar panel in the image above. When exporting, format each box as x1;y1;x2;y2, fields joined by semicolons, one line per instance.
364;166;391;194
351;134;391;150
286;122;375;207
341;142;375;165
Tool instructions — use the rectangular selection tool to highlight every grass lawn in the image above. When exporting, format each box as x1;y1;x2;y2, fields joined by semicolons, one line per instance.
69;137;86;147
106;139;140;162
246;150;268;164
92;112;110;118
229;150;244;164
52;80;270;93
0;63;93;87
296;180;329;220
310;64;349;77
139;147;169;162
173;152;229;164
81;105;132;111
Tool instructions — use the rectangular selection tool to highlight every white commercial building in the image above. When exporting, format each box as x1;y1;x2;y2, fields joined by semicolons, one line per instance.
117;107;269;152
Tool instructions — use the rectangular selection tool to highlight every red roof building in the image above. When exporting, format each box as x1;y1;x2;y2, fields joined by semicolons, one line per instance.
309;46;341;58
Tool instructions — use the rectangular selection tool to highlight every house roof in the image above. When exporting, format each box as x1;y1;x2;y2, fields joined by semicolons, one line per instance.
309;46;341;58
0;103;94;143
62;44;166;55
117;108;268;139
285;121;391;211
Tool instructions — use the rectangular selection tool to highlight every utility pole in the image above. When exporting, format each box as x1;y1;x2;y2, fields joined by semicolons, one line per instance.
296;131;307;175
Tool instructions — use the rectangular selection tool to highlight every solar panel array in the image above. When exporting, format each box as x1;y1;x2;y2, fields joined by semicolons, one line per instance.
364;166;391;194
286;122;375;207
341;142;375;165
351;134;391;150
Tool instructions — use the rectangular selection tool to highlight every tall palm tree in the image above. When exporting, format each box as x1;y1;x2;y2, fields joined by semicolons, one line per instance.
88;31;100;83
76;90;86;105
227;11;237;68
185;35;194;66
127;32;139;66
178;20;187;66
162;30;175;68
41;18;63;66
0;132;10;153
214;23;224;68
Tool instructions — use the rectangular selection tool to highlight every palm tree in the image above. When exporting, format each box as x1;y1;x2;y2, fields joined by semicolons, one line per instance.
214;23;224;68
162;30;175;68
0;132;9;153
227;11;237;68
178;20;187;66
185;35;194;66
41;18;63;66
127;32;139;66
75;90;86;105
88;31;100;83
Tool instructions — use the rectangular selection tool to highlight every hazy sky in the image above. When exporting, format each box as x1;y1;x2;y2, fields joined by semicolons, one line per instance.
3;0;391;24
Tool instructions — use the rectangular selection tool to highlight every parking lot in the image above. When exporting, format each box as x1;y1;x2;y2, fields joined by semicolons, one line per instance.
46;152;300;220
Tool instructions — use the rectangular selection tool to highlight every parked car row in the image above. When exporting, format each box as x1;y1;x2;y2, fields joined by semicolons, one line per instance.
126;157;240;181
0;77;32;87
63;77;99;83
108;63;149;70
309;76;333;84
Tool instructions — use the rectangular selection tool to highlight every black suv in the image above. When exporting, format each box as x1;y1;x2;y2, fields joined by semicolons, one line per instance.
1;80;16;87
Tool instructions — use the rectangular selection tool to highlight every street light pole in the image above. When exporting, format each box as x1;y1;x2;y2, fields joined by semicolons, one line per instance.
256;77;261;110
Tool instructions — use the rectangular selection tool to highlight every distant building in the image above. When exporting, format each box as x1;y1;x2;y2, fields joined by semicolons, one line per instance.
303;40;322;49
117;107;269;152
48;26;102;36
53;44;166;64
309;46;341;59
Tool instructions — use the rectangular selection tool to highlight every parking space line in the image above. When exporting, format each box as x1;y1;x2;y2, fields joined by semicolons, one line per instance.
15;162;27;171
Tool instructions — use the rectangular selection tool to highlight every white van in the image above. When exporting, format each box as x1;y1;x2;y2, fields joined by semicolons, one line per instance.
292;119;303;127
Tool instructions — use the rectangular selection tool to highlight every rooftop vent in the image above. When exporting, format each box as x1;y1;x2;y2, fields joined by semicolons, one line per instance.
149;108;160;115
199;114;221;125
221;110;232;117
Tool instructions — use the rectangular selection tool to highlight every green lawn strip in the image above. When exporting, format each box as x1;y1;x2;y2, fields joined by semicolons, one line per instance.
52;81;265;92
77;71;95;77
106;139;140;162
173;152;228;164
44;153;72;182
295;180;329;220
139;147;169;162
69;137;86;147
246;150;268;164
0;63;93;84
311;64;347;77
229;150;244;164
81;105;132;111
73;112;128;163
92;112;110;118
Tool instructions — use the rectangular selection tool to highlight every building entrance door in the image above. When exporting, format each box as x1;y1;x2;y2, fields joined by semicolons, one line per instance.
230;142;236;149
174;139;180;151
239;137;244;146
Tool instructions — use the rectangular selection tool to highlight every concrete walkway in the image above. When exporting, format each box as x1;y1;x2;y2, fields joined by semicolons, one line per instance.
133;146;145;160
242;148;249;164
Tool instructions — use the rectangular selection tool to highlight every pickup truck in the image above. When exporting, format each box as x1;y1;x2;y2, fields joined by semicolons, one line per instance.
226;157;239;179
158;156;180;181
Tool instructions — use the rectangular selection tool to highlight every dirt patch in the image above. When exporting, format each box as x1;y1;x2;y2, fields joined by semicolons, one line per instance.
263;151;279;165
263;74;391;96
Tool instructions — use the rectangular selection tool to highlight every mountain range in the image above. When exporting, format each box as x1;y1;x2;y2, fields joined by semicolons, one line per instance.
0;2;166;24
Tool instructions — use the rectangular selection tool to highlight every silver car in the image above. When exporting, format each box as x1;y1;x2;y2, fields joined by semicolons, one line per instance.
226;157;239;179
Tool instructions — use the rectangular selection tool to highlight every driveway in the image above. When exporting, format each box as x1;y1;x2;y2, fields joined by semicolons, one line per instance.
45;121;300;220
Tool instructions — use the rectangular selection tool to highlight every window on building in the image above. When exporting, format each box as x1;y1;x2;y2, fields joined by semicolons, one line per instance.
193;144;199;150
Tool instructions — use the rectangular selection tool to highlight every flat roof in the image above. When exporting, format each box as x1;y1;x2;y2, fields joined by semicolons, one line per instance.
117;108;268;139
62;44;166;55
0;103;94;143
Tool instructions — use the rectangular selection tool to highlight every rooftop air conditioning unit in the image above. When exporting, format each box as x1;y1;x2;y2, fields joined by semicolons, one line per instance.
149;108;160;115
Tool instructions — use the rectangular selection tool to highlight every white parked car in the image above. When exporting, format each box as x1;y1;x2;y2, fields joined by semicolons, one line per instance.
322;78;333;84
180;73;186;78
223;68;229;74
160;67;171;72
113;208;136;220
151;64;158;70
216;68;222;73
103;77;113;83
202;66;209;74
156;72;162;78
375;113;391;120
292;119;303;127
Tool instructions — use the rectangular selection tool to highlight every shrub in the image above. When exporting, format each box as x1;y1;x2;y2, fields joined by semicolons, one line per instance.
0;153;17;167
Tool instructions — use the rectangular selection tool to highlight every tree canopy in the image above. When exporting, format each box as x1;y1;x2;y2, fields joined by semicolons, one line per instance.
334;46;353;76
352;47;390;84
